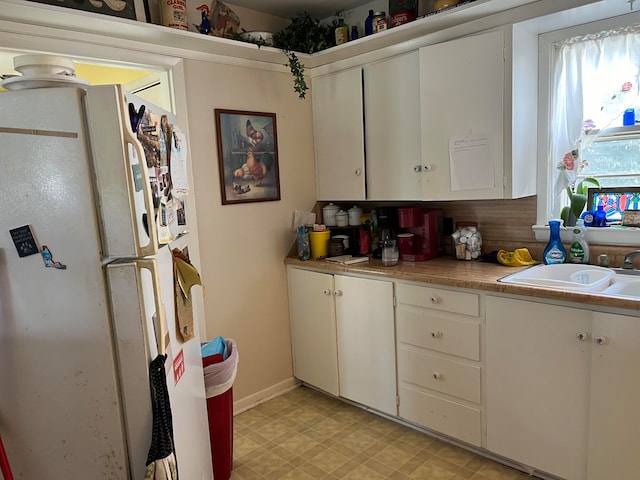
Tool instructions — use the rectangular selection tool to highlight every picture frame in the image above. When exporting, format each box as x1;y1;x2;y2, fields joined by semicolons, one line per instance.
214;109;281;205
587;187;640;222
26;0;148;22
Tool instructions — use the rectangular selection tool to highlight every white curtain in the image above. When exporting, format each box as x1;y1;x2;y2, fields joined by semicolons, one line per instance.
549;25;640;218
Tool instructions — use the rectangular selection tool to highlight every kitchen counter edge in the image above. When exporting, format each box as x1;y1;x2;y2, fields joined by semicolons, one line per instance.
284;256;640;313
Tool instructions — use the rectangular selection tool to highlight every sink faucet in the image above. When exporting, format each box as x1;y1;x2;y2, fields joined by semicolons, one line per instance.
623;250;640;269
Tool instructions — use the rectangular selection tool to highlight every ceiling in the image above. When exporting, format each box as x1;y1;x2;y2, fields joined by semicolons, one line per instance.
228;0;372;19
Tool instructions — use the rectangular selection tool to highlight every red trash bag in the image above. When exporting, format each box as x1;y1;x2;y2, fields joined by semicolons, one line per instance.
202;339;238;480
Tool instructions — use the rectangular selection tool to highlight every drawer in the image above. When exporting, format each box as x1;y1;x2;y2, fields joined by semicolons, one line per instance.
396;283;479;317
397;305;480;360
399;386;481;447
398;347;481;403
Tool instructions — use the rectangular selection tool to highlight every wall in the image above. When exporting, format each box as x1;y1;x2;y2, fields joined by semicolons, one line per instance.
182;58;317;408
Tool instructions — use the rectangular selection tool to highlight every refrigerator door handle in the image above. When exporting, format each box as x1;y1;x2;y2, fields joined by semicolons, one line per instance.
119;89;159;257
137;259;166;356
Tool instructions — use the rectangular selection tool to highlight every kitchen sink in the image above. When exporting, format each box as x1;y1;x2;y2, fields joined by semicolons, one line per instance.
498;263;615;292
601;276;640;298
499;263;640;299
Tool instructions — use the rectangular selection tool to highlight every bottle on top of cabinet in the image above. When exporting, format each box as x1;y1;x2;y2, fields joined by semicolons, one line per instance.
364;9;374;36
372;12;388;33
335;17;349;45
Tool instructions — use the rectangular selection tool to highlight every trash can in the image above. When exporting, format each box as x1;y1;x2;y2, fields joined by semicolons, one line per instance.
202;338;238;480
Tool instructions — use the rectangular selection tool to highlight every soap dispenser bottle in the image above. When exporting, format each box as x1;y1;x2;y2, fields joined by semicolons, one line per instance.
568;219;589;263
543;219;567;264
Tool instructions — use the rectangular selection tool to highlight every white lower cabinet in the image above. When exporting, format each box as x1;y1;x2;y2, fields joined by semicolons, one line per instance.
486;297;640;480
287;267;340;396
485;297;590;479
287;267;396;415
396;283;483;446
334;275;396;416
587;312;640;480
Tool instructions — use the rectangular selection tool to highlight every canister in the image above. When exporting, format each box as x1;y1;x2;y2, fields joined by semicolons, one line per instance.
335;210;349;227
309;230;331;259
451;222;482;260
348;206;363;225
322;203;340;226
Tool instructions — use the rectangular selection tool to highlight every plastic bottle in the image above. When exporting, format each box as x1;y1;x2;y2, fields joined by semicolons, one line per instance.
364;9;374;36
569;219;590;264
543;220;567;264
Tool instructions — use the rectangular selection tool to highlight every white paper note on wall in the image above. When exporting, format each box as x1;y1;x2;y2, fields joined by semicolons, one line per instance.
449;135;494;191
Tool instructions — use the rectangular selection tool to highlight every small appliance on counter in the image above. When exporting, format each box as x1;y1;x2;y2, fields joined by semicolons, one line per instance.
397;207;443;261
371;207;398;259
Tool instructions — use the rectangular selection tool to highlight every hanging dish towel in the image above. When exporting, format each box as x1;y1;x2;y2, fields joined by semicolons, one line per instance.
145;354;179;480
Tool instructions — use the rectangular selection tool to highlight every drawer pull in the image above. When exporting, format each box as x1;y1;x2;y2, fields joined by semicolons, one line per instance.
432;372;441;380
594;335;607;345
431;331;442;338
430;296;440;304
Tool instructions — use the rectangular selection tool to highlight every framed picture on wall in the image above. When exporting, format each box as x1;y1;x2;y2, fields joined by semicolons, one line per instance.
214;109;281;205
26;0;148;22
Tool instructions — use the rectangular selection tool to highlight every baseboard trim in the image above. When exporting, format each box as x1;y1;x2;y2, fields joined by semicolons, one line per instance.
233;377;300;415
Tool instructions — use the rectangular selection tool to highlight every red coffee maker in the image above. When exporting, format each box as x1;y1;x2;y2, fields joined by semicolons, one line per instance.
397;207;443;261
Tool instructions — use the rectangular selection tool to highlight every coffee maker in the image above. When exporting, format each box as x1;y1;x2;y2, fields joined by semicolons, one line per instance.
397;207;443;261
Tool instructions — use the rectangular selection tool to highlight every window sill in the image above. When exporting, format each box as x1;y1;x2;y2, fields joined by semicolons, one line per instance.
532;225;640;247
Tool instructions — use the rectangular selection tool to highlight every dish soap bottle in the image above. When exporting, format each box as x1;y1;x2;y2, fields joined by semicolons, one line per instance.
569;219;589;264
543;219;567;264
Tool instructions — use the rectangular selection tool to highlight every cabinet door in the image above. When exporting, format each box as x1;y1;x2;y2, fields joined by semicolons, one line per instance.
485;297;590;480
419;30;504;200
312;68;366;201
364;51;422;200
587;313;640;480
334;275;396;415
287;268;339;396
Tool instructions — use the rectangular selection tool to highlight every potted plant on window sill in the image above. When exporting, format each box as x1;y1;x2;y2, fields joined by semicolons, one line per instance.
561;177;600;227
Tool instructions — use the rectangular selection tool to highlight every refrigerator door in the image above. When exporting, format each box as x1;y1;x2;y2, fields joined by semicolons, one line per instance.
107;242;213;480
0;87;129;478
84;84;159;259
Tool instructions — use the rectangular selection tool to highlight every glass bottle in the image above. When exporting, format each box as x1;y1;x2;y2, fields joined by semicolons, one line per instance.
335;17;349;45
543;220;566;264
364;9;374;36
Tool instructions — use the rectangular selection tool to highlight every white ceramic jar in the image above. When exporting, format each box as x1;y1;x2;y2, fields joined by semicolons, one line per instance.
348;206;363;226
322;203;340;227
335;210;349;227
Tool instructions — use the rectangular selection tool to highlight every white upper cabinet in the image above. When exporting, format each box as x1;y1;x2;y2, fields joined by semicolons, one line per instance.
364;51;422;201
419;27;536;200
312;67;366;201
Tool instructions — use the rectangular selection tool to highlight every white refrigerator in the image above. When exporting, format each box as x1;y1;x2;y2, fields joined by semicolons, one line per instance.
0;85;213;479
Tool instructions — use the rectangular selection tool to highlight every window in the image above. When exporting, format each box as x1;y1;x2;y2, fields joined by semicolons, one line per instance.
536;11;640;245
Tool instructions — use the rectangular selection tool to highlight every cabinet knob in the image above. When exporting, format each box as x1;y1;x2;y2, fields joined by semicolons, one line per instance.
431;331;442;338
430;296;440;304
323;289;331;296
413;165;422;173
432;372;441;380
594;335;607;345
423;164;432;172
354;168;362;176
333;290;343;297
576;332;589;342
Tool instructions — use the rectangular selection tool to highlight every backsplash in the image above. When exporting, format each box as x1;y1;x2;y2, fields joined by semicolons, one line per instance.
314;196;637;267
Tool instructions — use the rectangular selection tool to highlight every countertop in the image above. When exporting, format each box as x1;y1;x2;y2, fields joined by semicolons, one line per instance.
285;256;640;312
